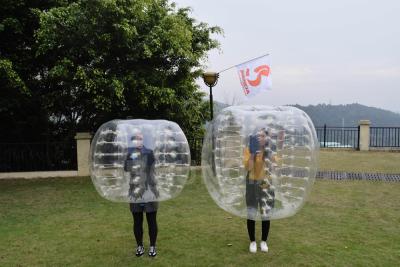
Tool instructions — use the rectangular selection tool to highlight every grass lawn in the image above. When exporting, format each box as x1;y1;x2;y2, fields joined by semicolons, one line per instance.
319;150;400;173
1;171;399;266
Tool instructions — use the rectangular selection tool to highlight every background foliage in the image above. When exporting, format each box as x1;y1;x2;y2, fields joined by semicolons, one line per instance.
0;0;221;142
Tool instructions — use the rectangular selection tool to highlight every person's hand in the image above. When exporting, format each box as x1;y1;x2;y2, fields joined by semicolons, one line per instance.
260;183;270;189
259;177;271;189
150;187;160;199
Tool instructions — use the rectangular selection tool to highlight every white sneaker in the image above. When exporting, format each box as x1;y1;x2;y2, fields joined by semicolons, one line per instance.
260;241;269;252
148;246;157;257
249;241;257;253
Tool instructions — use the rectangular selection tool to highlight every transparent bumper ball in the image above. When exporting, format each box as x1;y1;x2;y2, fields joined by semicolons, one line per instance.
90;119;191;203
202;105;319;220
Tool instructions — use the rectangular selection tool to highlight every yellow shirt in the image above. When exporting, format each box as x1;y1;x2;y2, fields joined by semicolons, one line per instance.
243;147;267;180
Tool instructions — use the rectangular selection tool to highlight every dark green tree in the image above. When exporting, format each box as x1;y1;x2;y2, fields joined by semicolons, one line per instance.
0;0;75;142
36;0;221;140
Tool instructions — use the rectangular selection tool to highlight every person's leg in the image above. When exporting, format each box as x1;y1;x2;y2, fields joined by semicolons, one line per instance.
247;219;256;242
146;211;158;246
132;211;144;246
261;220;270;241
246;177;258;252
246;178;258;221
246;178;257;242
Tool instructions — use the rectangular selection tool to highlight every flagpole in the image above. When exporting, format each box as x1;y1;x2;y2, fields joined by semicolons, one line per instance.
218;53;270;74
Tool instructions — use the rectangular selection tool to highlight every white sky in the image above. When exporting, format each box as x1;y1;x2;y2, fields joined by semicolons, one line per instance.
174;0;400;112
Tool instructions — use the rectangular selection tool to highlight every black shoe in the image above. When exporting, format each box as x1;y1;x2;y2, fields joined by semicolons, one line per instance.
135;245;145;257
148;246;157;257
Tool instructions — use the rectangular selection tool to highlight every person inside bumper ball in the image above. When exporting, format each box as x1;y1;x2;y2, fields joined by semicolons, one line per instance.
124;132;159;257
243;128;279;253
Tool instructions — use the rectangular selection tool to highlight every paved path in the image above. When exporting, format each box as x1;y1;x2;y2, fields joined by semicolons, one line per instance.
316;171;400;182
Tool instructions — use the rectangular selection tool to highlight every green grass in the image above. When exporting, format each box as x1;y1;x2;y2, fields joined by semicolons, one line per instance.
319;150;400;173
1;171;399;266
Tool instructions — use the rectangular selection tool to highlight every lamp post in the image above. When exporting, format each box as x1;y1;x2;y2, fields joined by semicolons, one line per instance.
202;72;219;174
202;72;219;121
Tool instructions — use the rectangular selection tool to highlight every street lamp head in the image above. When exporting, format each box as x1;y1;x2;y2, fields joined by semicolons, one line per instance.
202;72;219;87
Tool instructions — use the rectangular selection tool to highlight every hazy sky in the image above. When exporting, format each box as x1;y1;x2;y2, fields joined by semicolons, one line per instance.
174;0;400;112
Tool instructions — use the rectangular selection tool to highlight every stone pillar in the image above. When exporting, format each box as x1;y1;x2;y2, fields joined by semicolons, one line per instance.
75;132;92;176
359;120;370;151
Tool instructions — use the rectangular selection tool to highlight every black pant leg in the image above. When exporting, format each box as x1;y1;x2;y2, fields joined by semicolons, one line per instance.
132;212;144;246
261;220;270;241
247;219;256;242
146;211;158;246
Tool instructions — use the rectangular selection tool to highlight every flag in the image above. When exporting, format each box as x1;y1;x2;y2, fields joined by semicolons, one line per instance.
236;54;271;97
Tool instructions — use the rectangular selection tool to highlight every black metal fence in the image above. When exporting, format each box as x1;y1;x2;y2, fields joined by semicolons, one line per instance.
1;126;400;172
0;141;77;172
316;125;360;148
370;127;400;147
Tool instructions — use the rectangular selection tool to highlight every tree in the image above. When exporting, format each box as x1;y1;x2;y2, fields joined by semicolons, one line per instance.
0;0;75;142
36;0;221;140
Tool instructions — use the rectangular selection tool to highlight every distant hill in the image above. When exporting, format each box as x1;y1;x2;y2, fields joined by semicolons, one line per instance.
214;101;229;115
292;103;400;127
213;102;400;127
